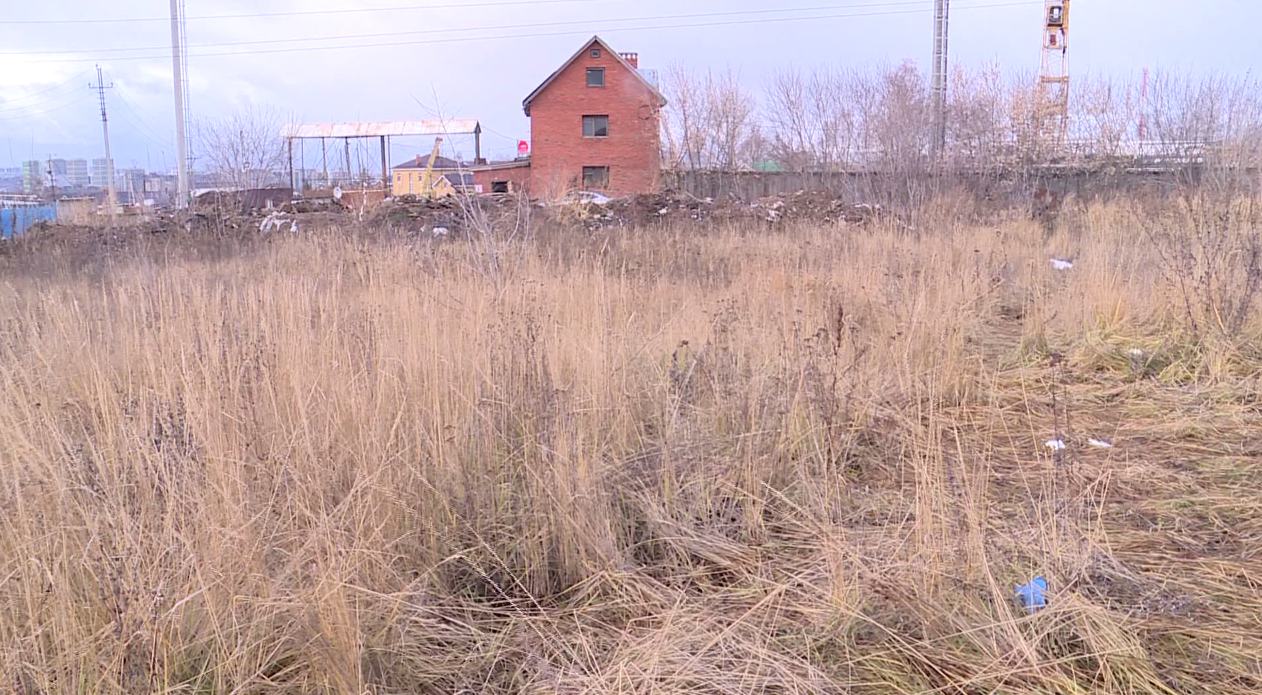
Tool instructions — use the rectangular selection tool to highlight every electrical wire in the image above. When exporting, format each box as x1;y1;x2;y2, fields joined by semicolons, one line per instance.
0;85;94;116
0;69;91;104
113;84;175;137
112;91;175;148
3;0;981;56
14;1;1043;65
0;93;94;122
0;0;627;24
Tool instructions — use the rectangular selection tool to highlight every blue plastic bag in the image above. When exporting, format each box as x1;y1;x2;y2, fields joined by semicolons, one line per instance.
1014;576;1048;613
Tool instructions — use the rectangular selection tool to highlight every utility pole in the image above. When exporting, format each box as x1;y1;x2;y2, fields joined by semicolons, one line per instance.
46;156;56;200
90;65;117;219
170;0;190;209
930;0;950;159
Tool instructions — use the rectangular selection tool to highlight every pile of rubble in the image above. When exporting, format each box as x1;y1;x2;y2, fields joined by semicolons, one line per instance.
555;189;891;230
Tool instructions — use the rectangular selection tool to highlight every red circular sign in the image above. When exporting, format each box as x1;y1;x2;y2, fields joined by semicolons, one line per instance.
517;140;529;156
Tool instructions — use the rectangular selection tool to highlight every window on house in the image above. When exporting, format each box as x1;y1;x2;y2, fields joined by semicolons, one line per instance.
591;48;601;58
582;166;610;189
586;68;605;87
491;181;510;194
582;115;609;138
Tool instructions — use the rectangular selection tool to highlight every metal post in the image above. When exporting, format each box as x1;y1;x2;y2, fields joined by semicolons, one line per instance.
475;125;483;164
344;138;351;187
288;138;295;193
170;0;189;209
321;138;328;188
930;0;949;158
380;135;388;190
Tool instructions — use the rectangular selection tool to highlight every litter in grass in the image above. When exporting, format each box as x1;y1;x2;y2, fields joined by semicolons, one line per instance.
1050;258;1074;270
1045;439;1067;451
1089;438;1114;448
1015;577;1049;613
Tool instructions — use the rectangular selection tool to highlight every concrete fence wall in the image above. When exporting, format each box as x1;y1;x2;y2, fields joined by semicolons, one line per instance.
661;168;1187;209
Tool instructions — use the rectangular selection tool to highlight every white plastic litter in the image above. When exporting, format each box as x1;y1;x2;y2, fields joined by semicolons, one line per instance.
658;207;670;215
1045;439;1067;451
432;226;449;237
1050;258;1074;271
1088;438;1114;448
1128;348;1145;357
259;212;294;233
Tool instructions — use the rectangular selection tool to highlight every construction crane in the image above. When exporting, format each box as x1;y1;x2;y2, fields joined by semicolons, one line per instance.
421;136;444;199
1038;0;1071;150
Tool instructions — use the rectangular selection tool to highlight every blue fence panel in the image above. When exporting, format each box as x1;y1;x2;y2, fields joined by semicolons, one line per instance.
1;206;56;239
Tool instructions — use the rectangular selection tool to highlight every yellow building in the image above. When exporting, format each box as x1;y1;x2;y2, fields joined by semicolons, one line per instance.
392;154;466;197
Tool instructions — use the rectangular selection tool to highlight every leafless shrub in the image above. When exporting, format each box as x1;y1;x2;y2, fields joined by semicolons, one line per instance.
1074;73;1140;159
1144;71;1262;339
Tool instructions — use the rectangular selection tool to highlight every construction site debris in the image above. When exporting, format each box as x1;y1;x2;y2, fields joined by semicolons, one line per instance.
554;189;893;229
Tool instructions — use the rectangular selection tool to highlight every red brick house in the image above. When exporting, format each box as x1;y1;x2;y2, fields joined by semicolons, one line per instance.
522;36;667;198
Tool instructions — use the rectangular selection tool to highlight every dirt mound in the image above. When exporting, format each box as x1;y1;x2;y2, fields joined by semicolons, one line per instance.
558;189;891;229
365;195;527;238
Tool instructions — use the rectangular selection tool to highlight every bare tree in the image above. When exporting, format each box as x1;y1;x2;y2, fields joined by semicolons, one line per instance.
704;68;758;171
661;64;706;170
194;106;291;189
661;65;758;172
868;62;931;171
946;63;1009;167
764;68;816;169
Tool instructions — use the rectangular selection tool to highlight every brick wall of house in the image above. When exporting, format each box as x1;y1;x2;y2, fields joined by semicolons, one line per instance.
472;162;532;194
526;41;662;198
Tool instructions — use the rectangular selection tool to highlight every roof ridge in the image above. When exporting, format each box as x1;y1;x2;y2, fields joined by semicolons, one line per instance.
521;35;666;116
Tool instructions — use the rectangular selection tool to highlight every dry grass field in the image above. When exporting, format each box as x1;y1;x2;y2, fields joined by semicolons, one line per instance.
1;198;1260;694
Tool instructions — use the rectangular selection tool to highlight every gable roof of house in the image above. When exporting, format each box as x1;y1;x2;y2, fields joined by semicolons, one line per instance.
393;154;463;170
522;35;667;116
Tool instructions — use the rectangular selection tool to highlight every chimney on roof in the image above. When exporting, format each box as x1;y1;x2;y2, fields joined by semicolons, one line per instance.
620;52;639;69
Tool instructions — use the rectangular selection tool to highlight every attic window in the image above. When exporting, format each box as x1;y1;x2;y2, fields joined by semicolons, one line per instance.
590;48;601;58
586;68;605;87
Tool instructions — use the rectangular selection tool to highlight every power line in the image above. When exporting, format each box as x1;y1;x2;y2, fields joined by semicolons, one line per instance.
15;2;1043;65
110;101;172;150
0;0;625;25
0;69;91;104
111;89;174;148
113;84;174;136
0;86;94;117
0;93;94;121
2;0;975;56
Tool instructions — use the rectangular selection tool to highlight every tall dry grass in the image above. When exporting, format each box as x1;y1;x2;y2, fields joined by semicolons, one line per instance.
1;203;1260;694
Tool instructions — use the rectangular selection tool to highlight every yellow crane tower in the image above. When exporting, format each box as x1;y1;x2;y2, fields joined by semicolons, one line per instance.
1038;0;1071;150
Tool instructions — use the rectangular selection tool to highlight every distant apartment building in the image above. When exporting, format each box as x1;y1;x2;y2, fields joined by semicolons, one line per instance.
91;158;114;187
65;159;90;187
21;160;43;193
118;168;146;204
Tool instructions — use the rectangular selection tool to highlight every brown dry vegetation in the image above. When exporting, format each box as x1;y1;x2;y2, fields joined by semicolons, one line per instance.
1;199;1261;695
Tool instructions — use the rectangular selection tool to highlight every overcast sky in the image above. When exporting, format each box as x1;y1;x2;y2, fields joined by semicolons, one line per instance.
1;0;1257;172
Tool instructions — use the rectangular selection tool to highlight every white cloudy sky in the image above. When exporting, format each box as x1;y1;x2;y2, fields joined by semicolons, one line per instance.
0;0;1257;172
